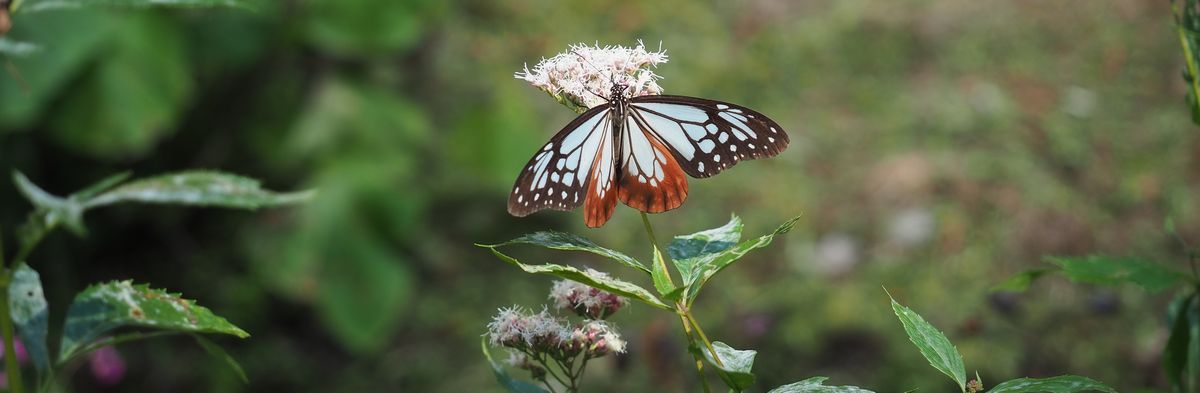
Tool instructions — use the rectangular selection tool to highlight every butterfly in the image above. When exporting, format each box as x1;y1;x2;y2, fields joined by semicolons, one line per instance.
508;82;789;227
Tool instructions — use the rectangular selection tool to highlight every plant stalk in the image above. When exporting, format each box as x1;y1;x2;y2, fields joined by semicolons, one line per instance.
0;268;25;393
1176;1;1200;122
677;314;713;393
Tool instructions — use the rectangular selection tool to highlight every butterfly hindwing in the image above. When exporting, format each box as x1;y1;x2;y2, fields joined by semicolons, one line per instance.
618;114;689;214
629;95;789;178
508;105;612;218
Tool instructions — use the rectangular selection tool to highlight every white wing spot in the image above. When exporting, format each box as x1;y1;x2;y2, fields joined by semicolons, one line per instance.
551;172;560;182
749;143;756;149
556;158;566;170
730;145;737;152
534;194;541;201
698;139;716;153
651;179;659;187
716;104;729;110
518;195;523;202
705;124;718;134
770;127;778;134
561;191;567;199
639;175;647;183
698;162;705;172
564;175;574;186
714;154;722;162
719;133;730;143
543;143;552;151
768;137;775;143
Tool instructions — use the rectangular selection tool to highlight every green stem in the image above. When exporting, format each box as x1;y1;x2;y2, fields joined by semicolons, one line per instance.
677;314;713;393
683;311;723;368
0;269;25;393
1176;1;1200;121
639;212;677;287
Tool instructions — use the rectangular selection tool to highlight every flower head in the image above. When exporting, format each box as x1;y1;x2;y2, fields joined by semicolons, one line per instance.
486;306;570;351
515;41;667;112
569;320;626;357
549;274;627;320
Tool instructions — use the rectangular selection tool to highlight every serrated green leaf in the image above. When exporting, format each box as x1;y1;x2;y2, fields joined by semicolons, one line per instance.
669;215;742;285
0;38;39;57
1047;256;1187;293
85;171;313;210
685;216;801;303
651;247;676;296
484;231;648;274
1165;293;1196;392
479;245;670;310
768;376;876;393
890;296;967;392
59;281;249;362
991;268;1056;293
481;338;549;393
193;335;248;383
696;341;757;391
8;264;49;375
988;376;1115;393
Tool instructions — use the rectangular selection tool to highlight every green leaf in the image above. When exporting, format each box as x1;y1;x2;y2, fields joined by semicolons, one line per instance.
988;376;1115;393
193;335;248;383
668;214;742;284
484;231;648;274
685;216;801;303
889;295;967;392
13;170;87;237
59;281;249;362
85;171;313;210
0;38;38;57
73;172;133;201
8;264;49;375
481;338;549;393
1047;256;1187;293
696;341;757;391
1165;293;1196;392
768;377;876;393
479;245;670;310
314;233;412;353
651;247;676;296
991;268;1056;293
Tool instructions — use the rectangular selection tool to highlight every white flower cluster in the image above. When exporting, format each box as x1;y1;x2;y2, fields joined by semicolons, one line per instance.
549;272;627;320
487;306;568;349
515;41;668;111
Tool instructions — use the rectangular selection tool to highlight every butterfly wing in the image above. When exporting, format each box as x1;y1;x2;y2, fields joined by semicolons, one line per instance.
617;112;690;214
508;105;619;228
628;95;789;178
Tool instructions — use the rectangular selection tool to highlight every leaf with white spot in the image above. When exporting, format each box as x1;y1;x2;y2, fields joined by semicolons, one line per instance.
84;171;313;210
683;216;800;303
483;231;648;274
9;264;50;375
58;281;249;362
768;377;876;393
478;245;670;310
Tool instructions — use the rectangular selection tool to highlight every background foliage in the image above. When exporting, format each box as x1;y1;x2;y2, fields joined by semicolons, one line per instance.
0;0;1192;391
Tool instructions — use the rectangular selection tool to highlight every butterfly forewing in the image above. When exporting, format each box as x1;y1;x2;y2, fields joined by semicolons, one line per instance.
629;95;789;178
507;105;612;217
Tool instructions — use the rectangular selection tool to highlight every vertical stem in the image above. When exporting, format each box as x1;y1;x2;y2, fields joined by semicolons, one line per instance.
0;269;24;393
684;312;723;368
677;315;713;393
640;212;677;287
1177;1;1200;121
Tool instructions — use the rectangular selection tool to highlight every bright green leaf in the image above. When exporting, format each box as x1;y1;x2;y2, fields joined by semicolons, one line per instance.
1047;256;1187;293
481;338;548;393
889;295;967;392
85;171;313;210
668;214;742;284
59;281;249;362
651;247;676;296
686;216;801;303
479;245;670;310
991;268;1056;293
485;231;648;274
193;335;248;383
8;264;49;375
696;341;757;391
988;376;1115;393
768;377;876;393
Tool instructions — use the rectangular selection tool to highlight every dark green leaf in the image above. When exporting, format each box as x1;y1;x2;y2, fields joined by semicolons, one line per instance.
1165;293;1196;392
484;231;648;274
696;341;757;391
479;245;670;310
8;264;49;375
988;376;1115;393
85;171;313;210
314;233;412;353
685;216;801;303
193;335;248;383
1047;256;1187;293
59;281;249;362
481;338;549;393
890;295;967;392
991;268;1056;293
13;170;86;237
651;247;676;296
768;377;876;393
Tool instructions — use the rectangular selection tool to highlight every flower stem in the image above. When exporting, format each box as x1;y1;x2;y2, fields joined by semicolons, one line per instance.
677;314;713;393
683;311;723;368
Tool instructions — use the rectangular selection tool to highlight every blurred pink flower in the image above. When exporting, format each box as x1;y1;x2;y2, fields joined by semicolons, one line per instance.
88;345;126;386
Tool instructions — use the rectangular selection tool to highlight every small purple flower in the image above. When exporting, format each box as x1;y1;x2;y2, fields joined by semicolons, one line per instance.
88;345;126;386
549;273;627;320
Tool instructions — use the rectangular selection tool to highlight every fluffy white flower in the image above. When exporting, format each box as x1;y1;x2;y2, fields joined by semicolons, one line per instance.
487;306;528;347
515;41;668;111
549;273;627;320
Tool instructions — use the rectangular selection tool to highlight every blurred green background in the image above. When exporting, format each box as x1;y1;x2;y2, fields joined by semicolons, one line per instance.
0;0;1193;391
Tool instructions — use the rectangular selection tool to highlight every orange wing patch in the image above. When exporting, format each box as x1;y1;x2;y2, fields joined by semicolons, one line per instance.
618;131;689;214
583;129;619;228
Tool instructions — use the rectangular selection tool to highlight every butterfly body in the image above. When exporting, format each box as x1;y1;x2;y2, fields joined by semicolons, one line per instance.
509;82;788;227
